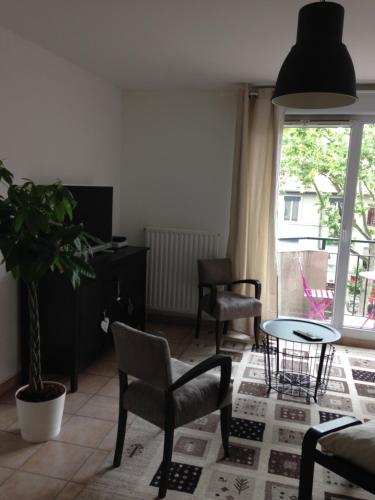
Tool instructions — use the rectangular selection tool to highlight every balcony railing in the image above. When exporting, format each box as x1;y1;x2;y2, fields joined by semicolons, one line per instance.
278;236;375;323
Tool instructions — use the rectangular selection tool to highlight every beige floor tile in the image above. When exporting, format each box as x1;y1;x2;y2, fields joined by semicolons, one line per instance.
169;342;189;358
55;416;114;448
152;324;194;340
169;332;194;343
76;395;118;422
97;413;136;451
76;374;111;395
85;360;117;377
97;378;119;398
0;431;41;469
56;481;85;499
21;441;93;480
100;349;116;362
62;413;74;425
72;450;109;484
0;391;15;405
0;404;18;430
64;392;92;414
0;470;66;500
0;467;13;486
97;425;118;452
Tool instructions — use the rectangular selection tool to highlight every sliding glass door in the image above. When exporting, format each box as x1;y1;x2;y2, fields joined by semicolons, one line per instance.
277;119;375;338
277;124;351;325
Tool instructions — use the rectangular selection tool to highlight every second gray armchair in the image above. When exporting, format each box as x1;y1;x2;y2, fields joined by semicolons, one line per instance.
196;258;262;351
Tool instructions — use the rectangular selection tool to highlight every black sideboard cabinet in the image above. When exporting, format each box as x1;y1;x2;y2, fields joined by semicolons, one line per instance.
21;246;148;392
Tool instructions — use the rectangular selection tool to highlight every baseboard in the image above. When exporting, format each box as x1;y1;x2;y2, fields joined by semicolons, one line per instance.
0;373;19;397
338;337;375;349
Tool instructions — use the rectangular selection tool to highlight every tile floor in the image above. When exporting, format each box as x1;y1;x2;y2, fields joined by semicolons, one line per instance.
0;322;195;500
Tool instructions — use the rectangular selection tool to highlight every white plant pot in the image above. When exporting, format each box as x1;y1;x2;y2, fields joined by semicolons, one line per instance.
15;382;66;442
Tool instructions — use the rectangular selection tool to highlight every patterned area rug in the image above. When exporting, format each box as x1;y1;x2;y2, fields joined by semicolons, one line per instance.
79;332;375;499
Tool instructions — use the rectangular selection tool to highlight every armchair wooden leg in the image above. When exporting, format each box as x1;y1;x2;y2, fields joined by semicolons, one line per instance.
298;458;315;500
223;321;229;336
215;320;222;354
113;408;127;467
220;404;232;458
254;316;261;348
195;304;202;339
158;425;174;499
298;442;315;500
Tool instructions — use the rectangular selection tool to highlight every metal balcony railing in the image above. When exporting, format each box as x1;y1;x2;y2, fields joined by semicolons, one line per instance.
278;236;375;319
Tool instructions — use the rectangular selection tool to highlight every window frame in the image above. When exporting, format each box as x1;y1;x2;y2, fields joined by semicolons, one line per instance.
283;194;301;222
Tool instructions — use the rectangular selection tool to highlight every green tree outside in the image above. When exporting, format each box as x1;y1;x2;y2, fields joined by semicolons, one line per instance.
281;125;375;242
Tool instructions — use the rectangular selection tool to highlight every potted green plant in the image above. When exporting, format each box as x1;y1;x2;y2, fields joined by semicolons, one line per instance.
0;161;95;442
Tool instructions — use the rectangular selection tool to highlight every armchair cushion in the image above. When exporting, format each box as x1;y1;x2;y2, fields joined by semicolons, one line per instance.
122;358;232;429
202;291;261;321
319;420;375;474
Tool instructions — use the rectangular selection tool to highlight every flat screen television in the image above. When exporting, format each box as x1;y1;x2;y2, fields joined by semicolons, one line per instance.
64;185;113;252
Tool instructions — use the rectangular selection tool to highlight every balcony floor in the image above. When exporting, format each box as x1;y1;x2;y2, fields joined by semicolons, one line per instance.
344;314;375;331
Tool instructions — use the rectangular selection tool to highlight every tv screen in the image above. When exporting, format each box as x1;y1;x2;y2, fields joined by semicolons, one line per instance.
64;185;113;245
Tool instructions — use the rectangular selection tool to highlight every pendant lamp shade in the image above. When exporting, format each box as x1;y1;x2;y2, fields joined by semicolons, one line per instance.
272;1;357;108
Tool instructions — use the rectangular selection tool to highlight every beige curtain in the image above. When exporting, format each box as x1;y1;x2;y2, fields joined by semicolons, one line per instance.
227;85;285;336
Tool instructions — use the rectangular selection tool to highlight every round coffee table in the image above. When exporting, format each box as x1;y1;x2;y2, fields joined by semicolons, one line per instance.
261;318;341;402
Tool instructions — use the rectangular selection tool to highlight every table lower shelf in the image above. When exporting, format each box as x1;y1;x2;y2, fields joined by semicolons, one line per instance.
265;370;328;402
262;336;335;402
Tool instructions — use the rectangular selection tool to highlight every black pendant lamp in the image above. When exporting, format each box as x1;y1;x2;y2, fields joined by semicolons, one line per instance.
272;1;357;108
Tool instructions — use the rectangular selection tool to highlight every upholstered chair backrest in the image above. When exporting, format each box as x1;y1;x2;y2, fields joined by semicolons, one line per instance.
112;322;172;389
197;258;233;286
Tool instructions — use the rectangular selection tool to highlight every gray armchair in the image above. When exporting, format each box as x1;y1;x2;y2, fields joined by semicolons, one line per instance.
111;322;233;499
298;416;375;500
196;258;262;351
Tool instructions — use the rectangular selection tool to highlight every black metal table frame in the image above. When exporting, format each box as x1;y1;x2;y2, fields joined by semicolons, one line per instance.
263;332;335;403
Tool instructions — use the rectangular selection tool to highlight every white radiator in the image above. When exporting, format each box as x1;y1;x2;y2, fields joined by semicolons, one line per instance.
145;227;221;315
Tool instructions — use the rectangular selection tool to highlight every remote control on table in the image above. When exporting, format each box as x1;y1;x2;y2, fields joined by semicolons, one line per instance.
293;329;323;341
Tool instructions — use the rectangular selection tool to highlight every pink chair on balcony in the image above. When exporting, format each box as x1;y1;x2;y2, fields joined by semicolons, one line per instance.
299;263;334;321
359;271;375;329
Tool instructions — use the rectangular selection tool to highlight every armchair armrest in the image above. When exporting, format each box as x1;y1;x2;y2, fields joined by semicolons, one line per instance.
303;416;362;451
232;279;261;299
199;283;216;289
168;354;232;406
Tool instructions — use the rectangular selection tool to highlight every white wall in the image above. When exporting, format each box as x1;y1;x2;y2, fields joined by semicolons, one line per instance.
120;90;237;252
0;28;123;384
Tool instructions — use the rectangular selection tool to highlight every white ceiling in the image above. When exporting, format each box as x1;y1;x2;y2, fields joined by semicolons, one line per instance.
0;0;374;89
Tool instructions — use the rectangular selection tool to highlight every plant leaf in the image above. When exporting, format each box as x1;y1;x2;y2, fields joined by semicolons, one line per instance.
0;163;96;286
14;212;25;233
0;163;14;186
